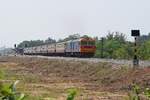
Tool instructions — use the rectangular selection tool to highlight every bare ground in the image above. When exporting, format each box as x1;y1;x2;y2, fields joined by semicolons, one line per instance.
0;56;150;100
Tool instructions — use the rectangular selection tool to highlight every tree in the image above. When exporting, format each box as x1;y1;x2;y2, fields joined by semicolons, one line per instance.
114;32;126;43
81;35;90;38
114;45;131;59
106;32;114;40
45;37;56;44
138;40;150;60
17;40;44;48
104;39;121;58
95;32;132;59
58;34;80;42
137;33;150;44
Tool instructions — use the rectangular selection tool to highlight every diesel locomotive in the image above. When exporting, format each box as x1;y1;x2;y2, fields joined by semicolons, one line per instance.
24;37;96;57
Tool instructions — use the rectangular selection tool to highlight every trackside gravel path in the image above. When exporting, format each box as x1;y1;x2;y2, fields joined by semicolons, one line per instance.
17;55;150;67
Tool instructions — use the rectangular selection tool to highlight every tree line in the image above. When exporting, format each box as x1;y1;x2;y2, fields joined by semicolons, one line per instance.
17;32;150;60
17;34;89;48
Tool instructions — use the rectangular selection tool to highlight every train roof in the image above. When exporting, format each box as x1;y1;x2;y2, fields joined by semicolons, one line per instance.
80;37;95;41
65;37;95;42
24;37;95;49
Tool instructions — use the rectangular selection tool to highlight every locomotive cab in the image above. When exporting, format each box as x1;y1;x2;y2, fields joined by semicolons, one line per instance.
80;38;96;57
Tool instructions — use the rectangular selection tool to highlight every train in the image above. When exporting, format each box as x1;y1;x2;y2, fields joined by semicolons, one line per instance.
23;37;96;57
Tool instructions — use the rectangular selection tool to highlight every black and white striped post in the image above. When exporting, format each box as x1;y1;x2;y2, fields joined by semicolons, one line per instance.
131;30;140;68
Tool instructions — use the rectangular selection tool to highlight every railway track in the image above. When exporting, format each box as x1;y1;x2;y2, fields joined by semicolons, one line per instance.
16;55;150;67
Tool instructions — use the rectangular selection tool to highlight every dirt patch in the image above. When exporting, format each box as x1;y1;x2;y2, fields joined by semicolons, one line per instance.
0;56;150;99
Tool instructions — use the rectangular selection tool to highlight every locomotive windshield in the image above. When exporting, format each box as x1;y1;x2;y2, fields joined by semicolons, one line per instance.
81;41;95;46
81;41;87;46
88;41;95;46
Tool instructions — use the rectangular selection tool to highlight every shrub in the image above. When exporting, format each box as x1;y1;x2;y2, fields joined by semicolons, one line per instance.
0;80;26;100
67;88;77;100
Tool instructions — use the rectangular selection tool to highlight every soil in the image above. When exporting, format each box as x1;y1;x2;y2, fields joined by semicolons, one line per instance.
0;56;150;100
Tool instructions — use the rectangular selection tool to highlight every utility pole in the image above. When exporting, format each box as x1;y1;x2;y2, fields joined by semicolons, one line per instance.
101;37;104;58
131;30;140;68
14;44;17;56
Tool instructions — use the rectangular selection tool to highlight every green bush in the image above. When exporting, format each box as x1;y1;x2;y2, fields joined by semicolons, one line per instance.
127;84;150;100
0;81;26;100
67;88;77;100
127;84;140;100
0;70;4;79
144;88;150;99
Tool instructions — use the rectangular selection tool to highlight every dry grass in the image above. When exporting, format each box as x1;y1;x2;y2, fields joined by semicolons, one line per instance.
0;56;149;100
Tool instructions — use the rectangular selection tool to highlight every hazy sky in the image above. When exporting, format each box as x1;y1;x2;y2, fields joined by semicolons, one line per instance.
0;0;150;47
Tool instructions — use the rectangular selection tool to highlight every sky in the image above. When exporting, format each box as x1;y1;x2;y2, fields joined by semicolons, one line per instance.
0;0;150;47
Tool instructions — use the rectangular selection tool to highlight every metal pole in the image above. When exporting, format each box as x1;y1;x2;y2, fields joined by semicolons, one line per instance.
133;36;139;68
101;38;104;58
14;44;17;56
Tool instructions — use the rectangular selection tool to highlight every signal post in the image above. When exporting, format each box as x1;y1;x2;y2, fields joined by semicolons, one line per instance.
131;30;140;68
